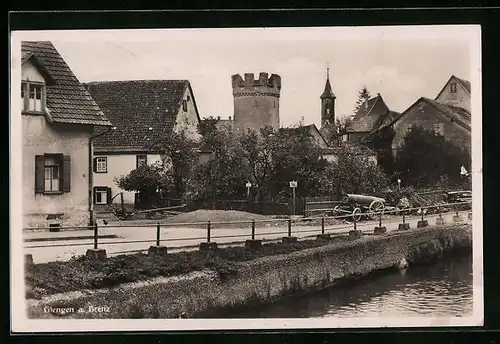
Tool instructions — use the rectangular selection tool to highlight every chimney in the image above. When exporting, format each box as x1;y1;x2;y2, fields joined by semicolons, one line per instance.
217;116;221;120
229;116;232;121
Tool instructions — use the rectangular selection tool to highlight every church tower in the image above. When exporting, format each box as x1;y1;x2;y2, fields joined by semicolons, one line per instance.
320;67;336;128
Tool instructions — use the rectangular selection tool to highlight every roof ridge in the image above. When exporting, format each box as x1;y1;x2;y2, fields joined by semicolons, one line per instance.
86;79;189;84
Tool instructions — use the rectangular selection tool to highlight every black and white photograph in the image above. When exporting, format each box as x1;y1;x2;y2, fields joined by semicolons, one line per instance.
10;25;483;332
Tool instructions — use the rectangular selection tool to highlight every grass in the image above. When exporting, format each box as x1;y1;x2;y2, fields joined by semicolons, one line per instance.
25;236;352;300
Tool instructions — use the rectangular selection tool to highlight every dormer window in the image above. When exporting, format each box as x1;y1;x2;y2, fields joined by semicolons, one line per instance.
450;82;457;93
21;81;45;113
182;99;188;112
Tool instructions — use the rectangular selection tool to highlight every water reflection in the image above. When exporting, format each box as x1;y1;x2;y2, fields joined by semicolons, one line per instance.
226;254;473;318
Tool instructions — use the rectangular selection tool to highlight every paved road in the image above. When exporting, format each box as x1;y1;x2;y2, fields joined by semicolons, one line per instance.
23;211;472;264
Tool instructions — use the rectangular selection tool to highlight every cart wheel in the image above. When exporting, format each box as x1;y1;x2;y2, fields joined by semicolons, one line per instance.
352;207;362;222
369;200;385;218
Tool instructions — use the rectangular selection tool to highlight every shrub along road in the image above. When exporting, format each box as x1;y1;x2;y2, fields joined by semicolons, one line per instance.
23;211;472;264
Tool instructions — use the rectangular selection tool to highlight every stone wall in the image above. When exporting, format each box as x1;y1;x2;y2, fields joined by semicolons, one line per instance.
26;224;472;319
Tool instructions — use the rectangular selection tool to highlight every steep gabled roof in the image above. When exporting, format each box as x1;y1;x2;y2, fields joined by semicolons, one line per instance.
389;97;471;131
435;74;471;100
348;94;397;133
86;79;199;149
21;41;111;126
455;76;471;94
282;124;329;148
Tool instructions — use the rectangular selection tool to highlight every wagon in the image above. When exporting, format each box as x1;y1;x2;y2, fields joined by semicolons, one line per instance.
333;193;386;222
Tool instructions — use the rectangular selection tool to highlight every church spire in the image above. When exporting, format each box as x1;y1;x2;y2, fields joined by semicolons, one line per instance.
320;64;336;129
321;65;335;100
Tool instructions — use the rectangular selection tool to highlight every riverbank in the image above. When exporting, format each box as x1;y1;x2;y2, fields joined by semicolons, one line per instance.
26;223;472;319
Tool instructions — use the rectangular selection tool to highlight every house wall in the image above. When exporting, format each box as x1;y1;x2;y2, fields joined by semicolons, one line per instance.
22;60;94;229
308;126;328;148
345;132;368;143
435;79;470;112
23;62;45;82
22;116;93;228
93;153;162;205
391;100;471;154
174;87;202;141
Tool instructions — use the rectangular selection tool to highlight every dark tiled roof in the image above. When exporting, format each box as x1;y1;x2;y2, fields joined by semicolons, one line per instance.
455;75;471;94
422;97;471;131
348;95;396;133
388;97;471;132
86;80;190;149
21;41;112;126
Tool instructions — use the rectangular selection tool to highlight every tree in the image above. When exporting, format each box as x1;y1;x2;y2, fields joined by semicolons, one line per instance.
321;116;353;146
185;122;249;207
393;126;471;188
363;125;396;175
354;85;371;113
115;164;170;208
319;143;389;197
268;127;328;200
148;128;200;199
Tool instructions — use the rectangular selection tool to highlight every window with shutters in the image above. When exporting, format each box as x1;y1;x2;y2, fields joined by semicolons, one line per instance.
21;81;45;113
35;154;71;194
94;187;109;205
94;157;107;173
44;155;61;192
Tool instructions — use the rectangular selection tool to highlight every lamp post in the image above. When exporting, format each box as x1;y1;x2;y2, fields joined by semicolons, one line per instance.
290;180;298;216
397;178;401;192
246;181;252;198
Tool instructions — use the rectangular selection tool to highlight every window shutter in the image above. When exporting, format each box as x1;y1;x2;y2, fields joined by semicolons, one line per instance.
107;187;112;204
35;155;45;193
93;157;97;172
62;155;71;192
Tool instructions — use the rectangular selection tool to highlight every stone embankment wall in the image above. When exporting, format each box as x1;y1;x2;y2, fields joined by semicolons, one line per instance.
27;224;472;319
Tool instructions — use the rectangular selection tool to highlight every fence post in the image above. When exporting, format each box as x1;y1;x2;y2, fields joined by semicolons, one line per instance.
321;216;325;235
156;222;161;246
85;220;106;261
398;208;410;230
251;219;255;240
288;217;292;237
207;221;211;243
93;220;98;249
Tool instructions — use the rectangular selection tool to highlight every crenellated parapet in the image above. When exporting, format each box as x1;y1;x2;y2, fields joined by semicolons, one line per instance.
231;72;281;98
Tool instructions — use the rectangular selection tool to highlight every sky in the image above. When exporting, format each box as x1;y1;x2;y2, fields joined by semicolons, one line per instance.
39;27;474;128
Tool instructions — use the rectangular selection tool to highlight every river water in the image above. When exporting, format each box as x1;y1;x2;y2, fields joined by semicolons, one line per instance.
226;254;473;318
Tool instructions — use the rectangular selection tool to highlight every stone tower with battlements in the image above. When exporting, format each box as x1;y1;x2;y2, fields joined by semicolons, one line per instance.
231;72;281;132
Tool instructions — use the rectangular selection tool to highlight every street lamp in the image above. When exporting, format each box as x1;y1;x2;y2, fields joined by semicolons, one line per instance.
397;178;401;192
246;181;252;198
